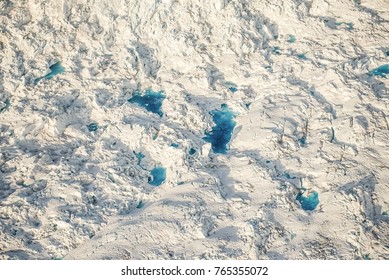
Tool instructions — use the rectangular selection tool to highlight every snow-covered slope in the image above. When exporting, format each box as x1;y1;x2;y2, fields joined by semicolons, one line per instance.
1;0;389;259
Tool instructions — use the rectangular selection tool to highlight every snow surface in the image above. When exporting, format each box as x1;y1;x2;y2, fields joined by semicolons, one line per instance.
1;0;389;260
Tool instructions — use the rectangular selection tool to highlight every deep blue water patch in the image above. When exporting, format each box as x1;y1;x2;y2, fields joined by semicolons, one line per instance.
272;46;281;55
283;172;297;179
385;50;389;56
203;104;237;154
0;98;10;113
299;135;307;146
34;62;65;85
225;82;238;93
296;190;319;211
369;64;389;77
363;254;371;260
171;143;179;148
296;53;308;60
128;89;165;117
287;34;296;43
136;201;145;209
87;123;99;132
229;87;238;93
135;152;145;165
189;148;196;155
148;167;166;186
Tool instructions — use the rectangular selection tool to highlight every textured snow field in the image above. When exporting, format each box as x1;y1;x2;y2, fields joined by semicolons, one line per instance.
1;0;389;259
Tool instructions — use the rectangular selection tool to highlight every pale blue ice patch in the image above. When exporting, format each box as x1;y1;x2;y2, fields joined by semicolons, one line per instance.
335;22;354;31
287;34;296;43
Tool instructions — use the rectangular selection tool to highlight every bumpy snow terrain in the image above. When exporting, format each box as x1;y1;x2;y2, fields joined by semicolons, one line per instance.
1;0;389;260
